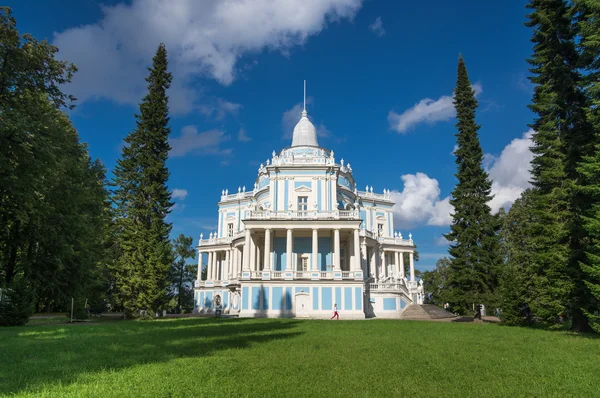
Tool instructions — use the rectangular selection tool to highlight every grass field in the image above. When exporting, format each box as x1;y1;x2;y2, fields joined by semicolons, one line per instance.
1;317;599;397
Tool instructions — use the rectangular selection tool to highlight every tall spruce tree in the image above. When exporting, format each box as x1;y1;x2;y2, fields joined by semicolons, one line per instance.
112;44;174;318
525;0;593;329
443;55;502;314
574;0;600;332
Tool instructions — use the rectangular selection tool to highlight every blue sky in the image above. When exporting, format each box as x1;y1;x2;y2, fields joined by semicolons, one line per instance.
7;0;535;271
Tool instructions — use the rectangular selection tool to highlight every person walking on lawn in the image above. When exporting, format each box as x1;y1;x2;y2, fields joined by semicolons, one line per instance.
331;304;339;320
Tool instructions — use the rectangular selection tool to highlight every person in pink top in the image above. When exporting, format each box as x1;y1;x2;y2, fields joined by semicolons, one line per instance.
331;303;339;320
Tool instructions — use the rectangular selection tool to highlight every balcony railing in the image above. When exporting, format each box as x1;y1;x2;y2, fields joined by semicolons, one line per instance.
247;210;359;220
368;282;409;292
377;236;414;246
272;271;283;279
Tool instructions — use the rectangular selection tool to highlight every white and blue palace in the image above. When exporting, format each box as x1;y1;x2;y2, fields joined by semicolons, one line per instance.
194;84;424;319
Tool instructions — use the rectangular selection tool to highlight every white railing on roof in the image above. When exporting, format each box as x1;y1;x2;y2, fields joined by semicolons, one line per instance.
357;189;392;201
198;231;244;247
247;210;359;220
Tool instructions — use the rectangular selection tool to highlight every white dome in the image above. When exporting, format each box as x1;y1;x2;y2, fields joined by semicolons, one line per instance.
291;110;318;147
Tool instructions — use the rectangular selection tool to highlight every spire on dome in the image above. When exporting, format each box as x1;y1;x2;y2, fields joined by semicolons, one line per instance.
291;80;318;147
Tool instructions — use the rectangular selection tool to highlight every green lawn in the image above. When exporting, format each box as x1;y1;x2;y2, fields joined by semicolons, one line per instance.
1;317;599;397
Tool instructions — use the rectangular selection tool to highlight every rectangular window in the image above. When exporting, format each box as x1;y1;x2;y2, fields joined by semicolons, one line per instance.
227;223;234;237
298;196;308;217
297;255;309;271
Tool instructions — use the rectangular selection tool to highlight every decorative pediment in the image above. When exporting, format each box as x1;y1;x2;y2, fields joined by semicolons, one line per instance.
376;215;386;221
295;185;312;193
225;216;236;221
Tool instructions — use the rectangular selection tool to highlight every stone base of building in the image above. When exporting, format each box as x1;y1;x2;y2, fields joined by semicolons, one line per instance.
194;279;422;319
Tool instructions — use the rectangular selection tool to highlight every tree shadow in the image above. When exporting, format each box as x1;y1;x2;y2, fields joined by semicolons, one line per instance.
0;317;303;395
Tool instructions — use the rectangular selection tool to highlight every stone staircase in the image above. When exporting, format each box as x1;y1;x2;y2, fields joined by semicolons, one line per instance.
400;304;456;320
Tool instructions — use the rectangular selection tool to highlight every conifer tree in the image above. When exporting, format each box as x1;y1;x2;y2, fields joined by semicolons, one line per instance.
574;0;600;332
112;44;174;318
444;55;502;314
524;0;593;329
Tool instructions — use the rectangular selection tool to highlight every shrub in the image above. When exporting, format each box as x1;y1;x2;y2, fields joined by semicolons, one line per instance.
0;277;35;326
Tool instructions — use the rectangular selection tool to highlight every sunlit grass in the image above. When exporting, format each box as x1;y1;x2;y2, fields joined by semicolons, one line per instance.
1;317;599;397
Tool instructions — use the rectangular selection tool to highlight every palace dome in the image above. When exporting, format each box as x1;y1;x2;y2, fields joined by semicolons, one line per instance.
291;109;318;147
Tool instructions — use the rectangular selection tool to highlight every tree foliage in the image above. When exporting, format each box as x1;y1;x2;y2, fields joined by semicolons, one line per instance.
0;7;111;321
421;258;451;307
168;234;197;313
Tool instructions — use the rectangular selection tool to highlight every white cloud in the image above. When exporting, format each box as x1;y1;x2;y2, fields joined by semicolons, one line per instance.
238;128;251;142
390;173;453;229
170;125;231;157
434;236;452;246
388;83;482;134
199;98;242;120
282;102;305;138
172;188;188;200
486;129;534;212
369;16;385;37
391;129;534;228
53;0;363;113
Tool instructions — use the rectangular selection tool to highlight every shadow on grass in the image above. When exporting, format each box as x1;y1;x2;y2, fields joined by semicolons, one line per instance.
0;317;302;395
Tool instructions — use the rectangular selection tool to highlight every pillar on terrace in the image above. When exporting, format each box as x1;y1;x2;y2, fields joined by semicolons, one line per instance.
353;229;361;271
380;248;386;278
286;229;293;271
409;251;415;282
360;237;367;272
399;251;405;279
333;229;341;271
264;229;272;271
242;229;250;271
207;252;213;280
225;249;230;280
312;229;319;271
231;248;237;279
196;250;202;281
250;233;256;272
369;248;376;278
394;251;400;278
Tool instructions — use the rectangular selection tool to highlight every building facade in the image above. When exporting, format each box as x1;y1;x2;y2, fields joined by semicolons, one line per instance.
194;94;423;319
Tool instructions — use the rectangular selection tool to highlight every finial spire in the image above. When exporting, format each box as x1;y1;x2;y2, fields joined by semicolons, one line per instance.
303;80;306;112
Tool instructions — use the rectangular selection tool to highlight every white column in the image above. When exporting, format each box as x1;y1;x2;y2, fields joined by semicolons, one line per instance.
225;249;231;279
217;252;222;280
250;234;256;272
264;229;271;271
353;228;360;271
369;248;376;278
286;228;293;271
312;229;319;271
380;249;386;278
243;229;250;271
231;248;237;278
399;251;405;279
197;251;203;281
333;229;341;271
361;239;367;272
394;251;400;278
410;251;415;282
207;252;213;280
